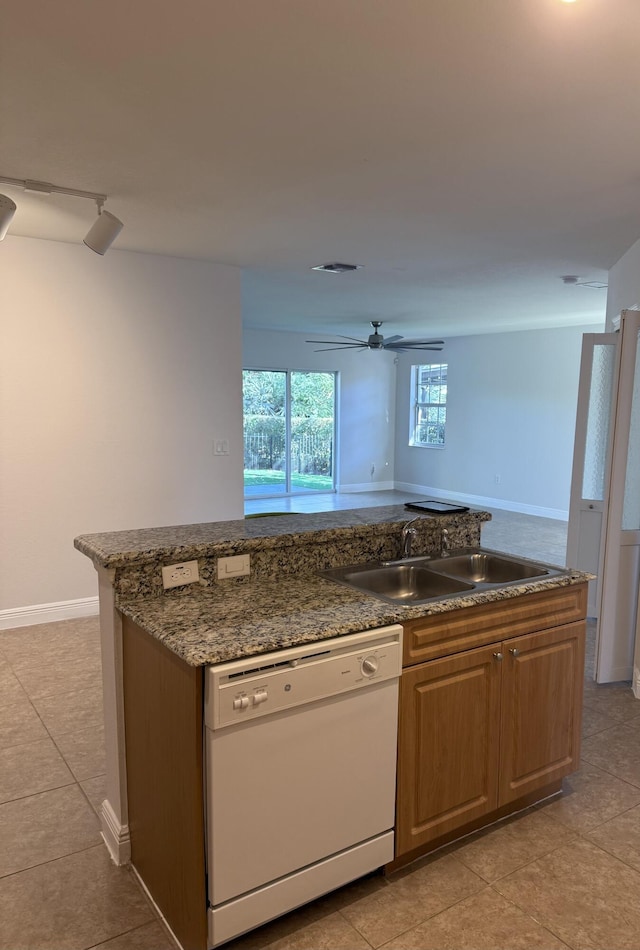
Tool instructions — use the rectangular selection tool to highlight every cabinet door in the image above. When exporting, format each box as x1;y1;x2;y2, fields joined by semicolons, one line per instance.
499;621;585;806
396;645;502;856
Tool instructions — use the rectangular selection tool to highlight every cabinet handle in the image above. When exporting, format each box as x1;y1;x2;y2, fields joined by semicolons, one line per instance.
509;648;520;657
493;652;503;661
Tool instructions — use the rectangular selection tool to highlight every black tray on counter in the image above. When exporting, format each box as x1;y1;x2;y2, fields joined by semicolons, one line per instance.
404;500;470;514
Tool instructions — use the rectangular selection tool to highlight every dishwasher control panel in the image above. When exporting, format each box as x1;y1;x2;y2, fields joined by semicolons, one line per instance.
205;624;402;730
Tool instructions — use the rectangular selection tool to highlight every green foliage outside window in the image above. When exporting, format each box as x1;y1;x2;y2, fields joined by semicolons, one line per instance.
411;363;447;446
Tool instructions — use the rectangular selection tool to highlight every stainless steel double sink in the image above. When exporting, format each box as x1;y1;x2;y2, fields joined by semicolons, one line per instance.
321;548;564;605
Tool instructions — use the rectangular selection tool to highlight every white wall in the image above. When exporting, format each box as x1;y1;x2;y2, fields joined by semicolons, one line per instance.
243;328;396;491
0;236;243;621
394;324;600;519
606;236;640;328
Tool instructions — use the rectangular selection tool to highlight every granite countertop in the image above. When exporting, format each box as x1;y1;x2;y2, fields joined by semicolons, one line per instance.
76;505;590;667
118;566;592;667
75;505;490;569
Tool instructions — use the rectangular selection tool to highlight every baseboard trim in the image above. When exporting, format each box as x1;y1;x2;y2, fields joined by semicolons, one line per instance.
338;481;395;493
131;864;184;949
101;798;131;866
0;596;99;631
393;483;568;522
633;667;640;700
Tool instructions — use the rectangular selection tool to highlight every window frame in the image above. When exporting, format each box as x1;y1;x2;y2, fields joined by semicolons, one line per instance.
409;362;448;448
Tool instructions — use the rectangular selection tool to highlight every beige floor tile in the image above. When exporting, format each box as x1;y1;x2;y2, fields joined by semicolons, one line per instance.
13;651;102;701
0;844;154;950
80;773;106;816
315;869;390;914
0;736;73;804
225;907;371;950
31;683;104;738
582;684;640;723
339;853;485;948
55;722;106;781
0;617;100;664
581;703;619;738
0;665;30;709
585;802;640;873
0;784;100;877
381;887;569;949
6;633;103;670
494;837;640;950
0;696;48;749
581;721;640;788
451;810;575;883
536;761;640;832
86;921;175;950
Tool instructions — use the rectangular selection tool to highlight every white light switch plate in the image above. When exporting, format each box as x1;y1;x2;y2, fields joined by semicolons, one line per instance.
217;554;251;579
162;560;200;589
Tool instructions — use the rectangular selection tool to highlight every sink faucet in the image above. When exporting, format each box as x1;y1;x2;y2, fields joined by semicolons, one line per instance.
441;528;450;557
401;518;421;559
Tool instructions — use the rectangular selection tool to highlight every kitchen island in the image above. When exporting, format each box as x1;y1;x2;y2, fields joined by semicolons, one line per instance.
76;506;590;950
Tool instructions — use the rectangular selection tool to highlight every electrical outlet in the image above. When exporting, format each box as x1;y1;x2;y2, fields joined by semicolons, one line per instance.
217;554;251;579
494;474;501;484
161;560;200;590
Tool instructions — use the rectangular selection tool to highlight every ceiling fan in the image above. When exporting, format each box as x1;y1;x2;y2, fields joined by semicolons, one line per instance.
306;321;444;353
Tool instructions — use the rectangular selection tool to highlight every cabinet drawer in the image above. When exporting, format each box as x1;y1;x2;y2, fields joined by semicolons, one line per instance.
402;583;587;667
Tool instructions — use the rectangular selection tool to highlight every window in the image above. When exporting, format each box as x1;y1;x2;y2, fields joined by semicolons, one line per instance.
410;363;447;447
243;369;336;497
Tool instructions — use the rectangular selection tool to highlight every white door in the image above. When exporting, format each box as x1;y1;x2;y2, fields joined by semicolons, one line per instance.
598;310;640;684
566;333;618;617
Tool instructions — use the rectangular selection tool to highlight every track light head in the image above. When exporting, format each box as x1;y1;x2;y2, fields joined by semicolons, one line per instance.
83;202;123;255
0;176;123;254
0;194;17;240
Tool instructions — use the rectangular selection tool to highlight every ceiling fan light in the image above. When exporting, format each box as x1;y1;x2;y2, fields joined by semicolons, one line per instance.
0;194;17;240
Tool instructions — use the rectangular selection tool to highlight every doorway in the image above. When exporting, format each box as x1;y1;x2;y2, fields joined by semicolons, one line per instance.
243;369;336;497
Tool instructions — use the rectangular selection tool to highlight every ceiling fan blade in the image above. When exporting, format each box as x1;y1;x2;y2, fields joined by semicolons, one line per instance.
312;343;369;352
307;324;445;354
305;335;367;345
385;340;444;350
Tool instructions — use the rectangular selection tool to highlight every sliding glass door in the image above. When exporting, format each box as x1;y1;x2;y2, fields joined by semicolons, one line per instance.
243;369;336;497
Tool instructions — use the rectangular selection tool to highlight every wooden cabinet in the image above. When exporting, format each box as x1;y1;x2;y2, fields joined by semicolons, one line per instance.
397;644;502;853
122;617;207;950
499;622;584;805
395;586;586;863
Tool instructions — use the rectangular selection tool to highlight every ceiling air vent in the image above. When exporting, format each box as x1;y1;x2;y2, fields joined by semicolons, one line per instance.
311;262;363;274
561;275;607;290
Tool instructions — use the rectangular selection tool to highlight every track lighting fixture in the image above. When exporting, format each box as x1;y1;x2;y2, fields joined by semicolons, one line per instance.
83;198;123;255
0;194;17;240
0;175;123;254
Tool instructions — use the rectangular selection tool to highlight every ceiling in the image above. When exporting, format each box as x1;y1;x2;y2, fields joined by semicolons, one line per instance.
2;0;639;340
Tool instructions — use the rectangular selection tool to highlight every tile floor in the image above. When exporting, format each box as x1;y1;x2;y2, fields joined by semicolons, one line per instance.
245;490;570;567
1;497;639;950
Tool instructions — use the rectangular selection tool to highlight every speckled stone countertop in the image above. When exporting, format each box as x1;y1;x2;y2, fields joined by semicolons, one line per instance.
76;506;590;667
74;505;490;569
118;567;591;667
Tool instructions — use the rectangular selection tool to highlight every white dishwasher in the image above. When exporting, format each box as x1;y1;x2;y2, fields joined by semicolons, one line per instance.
204;624;402;947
